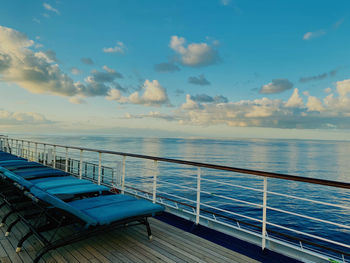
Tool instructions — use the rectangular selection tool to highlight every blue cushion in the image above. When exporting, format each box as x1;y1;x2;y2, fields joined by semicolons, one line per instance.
47;184;109;195
83;199;165;225
30;186;98;227
2;162;44;170
16;169;69;179
0;157;27;165
0;160;28;165
9;165;46;172
32;177;92;190
0;155;25;161
69;194;135;210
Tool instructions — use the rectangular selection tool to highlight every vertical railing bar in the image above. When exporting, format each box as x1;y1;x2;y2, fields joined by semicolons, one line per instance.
98;152;102;185
27;141;30;160
43;144;46;165
35;143;38;162
21;140;24;158
79;149;83;180
16;140;18;156
196;167;201;225
153;160;158;203
262;177;267;250
121;156;126;194
65;147;68;172
53;146;56;168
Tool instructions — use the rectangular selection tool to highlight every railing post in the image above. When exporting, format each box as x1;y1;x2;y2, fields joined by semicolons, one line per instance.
262;177;268;250
98;152;102;185
121;156;126;194
196;167;201;225
153;160;158;203
35;143;38;162
65;147;68;172
79;150;83;179
53;146;56;168
43;144;46;165
21;140;24;157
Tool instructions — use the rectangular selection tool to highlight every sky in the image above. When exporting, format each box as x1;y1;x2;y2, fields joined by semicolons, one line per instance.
0;0;350;140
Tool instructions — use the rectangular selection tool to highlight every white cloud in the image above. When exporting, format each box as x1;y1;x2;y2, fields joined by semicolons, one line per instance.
286;88;304;108
260;79;293;94
0;25;118;99
69;97;86;104
107;79;169;107
169;36;219;67
43;3;60;15
336;79;350;97
306;96;324;112
0;25;80;96
103;41;126;54
106;88;122;101
0;109;52;125
125;86;350;129
303;30;326;40
181;94;201;110
124;111;176;121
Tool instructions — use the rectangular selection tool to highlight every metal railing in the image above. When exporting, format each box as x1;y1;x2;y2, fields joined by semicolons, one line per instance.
0;135;349;263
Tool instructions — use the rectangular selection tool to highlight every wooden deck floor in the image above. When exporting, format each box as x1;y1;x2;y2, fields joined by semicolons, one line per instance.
0;206;260;263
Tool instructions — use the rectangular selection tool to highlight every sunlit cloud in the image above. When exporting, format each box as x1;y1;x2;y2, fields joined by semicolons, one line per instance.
106;79;170;106
0;109;53;125
126;85;350;129
43;3;60;15
169;36;220;67
103;41;126;54
303;30;326;40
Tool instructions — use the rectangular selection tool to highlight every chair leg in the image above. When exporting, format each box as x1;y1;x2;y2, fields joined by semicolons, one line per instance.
5;216;20;236
16;230;33;252
0;209;15;227
145;218;152;240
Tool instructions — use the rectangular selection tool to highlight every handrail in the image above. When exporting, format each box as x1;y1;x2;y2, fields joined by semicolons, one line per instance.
6;137;350;189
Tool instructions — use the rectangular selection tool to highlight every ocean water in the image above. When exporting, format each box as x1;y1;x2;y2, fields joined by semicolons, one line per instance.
9;134;350;258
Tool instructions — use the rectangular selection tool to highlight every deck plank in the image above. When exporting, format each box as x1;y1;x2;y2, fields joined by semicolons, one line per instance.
0;205;261;263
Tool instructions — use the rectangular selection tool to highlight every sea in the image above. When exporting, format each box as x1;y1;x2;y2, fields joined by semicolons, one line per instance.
6;134;350;259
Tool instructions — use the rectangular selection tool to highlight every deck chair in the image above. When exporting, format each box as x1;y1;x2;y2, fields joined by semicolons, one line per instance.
22;186;164;263
0;167;110;234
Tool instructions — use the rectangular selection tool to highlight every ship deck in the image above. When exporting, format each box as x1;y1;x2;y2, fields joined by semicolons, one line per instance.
0;207;259;263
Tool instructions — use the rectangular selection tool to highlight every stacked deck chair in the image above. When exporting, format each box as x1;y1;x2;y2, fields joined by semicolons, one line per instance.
0;150;164;262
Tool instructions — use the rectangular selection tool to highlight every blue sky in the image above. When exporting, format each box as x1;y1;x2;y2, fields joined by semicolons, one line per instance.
0;0;350;140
